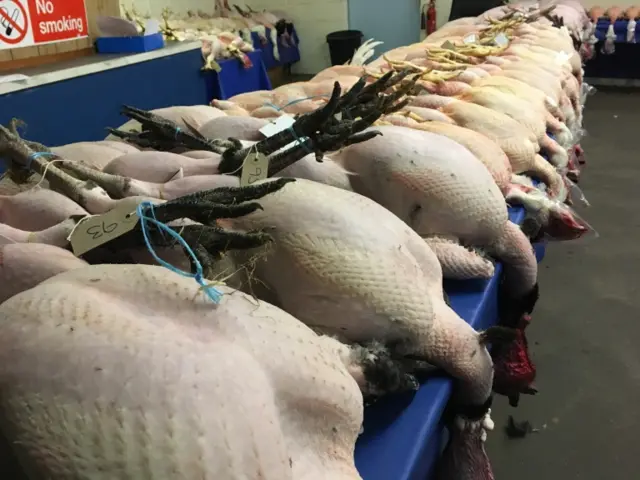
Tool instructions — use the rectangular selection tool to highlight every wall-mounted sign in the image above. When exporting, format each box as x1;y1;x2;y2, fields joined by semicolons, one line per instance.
0;0;88;50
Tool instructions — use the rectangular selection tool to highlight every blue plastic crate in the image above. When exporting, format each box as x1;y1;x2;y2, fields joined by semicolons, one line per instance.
96;33;165;54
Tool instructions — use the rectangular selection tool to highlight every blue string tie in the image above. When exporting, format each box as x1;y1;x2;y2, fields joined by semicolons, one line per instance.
263;94;332;155
287;126;312;154
136;201;223;304
263;93;330;112
25;151;56;170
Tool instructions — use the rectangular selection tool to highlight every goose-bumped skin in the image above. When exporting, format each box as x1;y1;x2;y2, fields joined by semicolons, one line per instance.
0;264;366;480
225;178;498;477
226;178;495;407
0;188;88;231
405;98;567;200
0;243;88;303
333;126;538;300
332;126;539;402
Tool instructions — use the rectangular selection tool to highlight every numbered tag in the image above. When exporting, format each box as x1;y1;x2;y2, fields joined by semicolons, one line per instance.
240;152;269;187
69;201;141;256
463;34;476;44
259;114;296;138
441;40;455;50
494;33;509;47
259;113;310;153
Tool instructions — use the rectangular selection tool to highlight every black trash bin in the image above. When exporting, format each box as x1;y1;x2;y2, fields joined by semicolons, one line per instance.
326;30;364;66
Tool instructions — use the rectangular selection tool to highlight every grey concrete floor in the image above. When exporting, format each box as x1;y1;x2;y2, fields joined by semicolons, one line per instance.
487;89;640;479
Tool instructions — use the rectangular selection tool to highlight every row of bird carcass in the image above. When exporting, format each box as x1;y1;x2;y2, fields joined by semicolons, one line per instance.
0;4;594;480
121;1;294;68
160;1;295;68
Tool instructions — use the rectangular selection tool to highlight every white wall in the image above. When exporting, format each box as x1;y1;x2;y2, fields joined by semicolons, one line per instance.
122;0;220;16
581;0;619;7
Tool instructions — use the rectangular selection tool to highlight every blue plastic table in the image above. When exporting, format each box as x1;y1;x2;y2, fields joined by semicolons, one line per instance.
0;47;210;147
355;206;546;480
0;46;273;146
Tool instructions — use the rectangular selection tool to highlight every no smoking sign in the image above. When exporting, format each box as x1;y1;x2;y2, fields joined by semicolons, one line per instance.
0;0;89;50
0;0;29;45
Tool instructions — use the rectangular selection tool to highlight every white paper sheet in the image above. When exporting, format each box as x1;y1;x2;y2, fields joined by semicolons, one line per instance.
0;74;29;84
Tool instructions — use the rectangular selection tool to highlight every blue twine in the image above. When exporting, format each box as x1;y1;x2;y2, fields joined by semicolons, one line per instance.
287;127;312;154
148;202;166;240
264;102;282;111
264;94;333;154
174;126;182;139
135;201;223;304
26;151;56;170
264;94;330;112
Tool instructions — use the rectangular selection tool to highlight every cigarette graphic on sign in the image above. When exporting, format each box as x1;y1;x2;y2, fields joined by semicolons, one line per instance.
0;6;20;36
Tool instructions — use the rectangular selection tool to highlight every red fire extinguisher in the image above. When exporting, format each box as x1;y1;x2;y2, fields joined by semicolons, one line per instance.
426;0;437;35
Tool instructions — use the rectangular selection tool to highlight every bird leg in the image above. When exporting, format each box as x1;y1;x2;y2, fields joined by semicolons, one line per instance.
0;124;116;213
104;181;292;275
115;105;228;153
162;177;294;208
220;82;344;169
218;79;409;174
7;118;50;153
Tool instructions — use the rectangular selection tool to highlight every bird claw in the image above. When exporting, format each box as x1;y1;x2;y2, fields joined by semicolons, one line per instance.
156;200;263;226
121;105;173;131
355;341;443;400
173;178;295;207
133;178;292;275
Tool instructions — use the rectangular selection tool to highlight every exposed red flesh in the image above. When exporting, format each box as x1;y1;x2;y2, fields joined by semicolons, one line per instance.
492;314;536;406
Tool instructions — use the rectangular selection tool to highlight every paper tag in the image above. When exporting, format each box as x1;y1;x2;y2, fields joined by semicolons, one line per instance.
240;152;269;186
441;40;455;50
69;202;141;256
144;19;160;35
334;112;343;121
494;33;509;47
259;114;296;138
463;34;476;44
0;74;29;84
555;50;570;65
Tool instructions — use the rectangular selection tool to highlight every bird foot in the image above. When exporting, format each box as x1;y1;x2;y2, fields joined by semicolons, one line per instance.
352;341;443;400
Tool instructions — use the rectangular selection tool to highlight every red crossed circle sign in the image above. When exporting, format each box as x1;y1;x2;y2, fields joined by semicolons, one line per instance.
0;0;28;45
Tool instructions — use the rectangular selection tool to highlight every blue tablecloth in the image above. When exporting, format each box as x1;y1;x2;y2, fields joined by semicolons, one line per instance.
250;27;301;70
204;50;272;100
355;206;546;480
0;48;210;147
